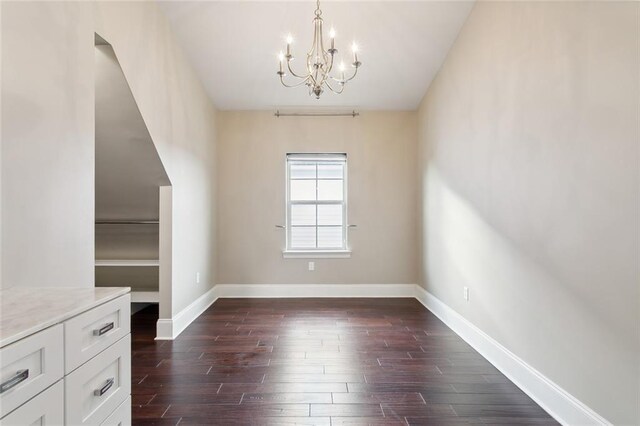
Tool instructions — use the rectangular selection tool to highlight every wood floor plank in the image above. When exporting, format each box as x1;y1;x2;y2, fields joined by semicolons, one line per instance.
164;403;311;418
180;417;331;425
478;417;561;425
310;403;384;417
380;403;457;417
332;392;425;404
148;392;242;405
241;393;333;404
330;417;407;426
452;404;551;418
130;300;557;425
263;373;365;383
422;392;537;406
219;383;349;394
406;417;477;426
347;382;458;394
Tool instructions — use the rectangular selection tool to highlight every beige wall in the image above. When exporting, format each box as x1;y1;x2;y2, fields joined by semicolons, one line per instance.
217;111;418;286
2;1;218;318
1;2;95;288
417;2;639;424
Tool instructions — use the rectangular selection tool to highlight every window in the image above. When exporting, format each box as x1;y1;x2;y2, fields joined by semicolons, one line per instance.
285;153;349;256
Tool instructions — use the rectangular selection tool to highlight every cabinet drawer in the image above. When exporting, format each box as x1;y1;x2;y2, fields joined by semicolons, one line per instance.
0;380;64;425
100;395;131;426
0;325;63;418
64;294;130;373
65;334;131;426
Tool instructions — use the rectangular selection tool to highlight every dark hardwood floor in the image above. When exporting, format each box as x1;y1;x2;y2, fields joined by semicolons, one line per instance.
131;298;557;425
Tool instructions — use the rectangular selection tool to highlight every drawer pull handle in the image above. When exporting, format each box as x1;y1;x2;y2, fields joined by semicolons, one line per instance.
94;377;115;396
93;322;115;336
0;369;29;393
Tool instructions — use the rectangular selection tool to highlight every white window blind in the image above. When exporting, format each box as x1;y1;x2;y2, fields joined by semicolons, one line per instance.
286;154;347;251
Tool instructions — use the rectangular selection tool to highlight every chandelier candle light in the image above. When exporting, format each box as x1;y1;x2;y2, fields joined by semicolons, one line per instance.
277;0;362;99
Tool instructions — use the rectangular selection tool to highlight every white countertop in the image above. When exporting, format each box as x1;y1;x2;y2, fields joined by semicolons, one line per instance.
0;287;130;348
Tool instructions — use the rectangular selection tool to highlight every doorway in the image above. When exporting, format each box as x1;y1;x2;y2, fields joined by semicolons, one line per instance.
94;33;171;336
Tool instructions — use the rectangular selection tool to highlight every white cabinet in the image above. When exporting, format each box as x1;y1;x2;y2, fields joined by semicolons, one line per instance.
0;325;63;418
65;335;131;425
0;289;131;426
101;396;132;426
0;381;64;426
64;296;130;373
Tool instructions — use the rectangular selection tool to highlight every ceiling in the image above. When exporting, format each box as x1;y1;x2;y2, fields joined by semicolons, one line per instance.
159;1;474;110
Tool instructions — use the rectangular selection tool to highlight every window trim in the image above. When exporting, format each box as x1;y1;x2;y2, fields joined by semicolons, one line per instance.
282;250;352;259
283;153;350;258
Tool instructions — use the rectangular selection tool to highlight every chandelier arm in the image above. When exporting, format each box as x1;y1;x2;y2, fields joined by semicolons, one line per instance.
315;51;333;88
343;65;360;83
318;47;331;81
286;60;309;79
316;67;324;87
306;67;319;87
326;60;344;83
314;64;324;88
324;79;345;94
318;69;330;88
306;53;313;79
318;22;327;62
306;51;320;85
327;62;358;85
307;49;313;74
280;74;312;88
324;51;335;76
306;16;321;60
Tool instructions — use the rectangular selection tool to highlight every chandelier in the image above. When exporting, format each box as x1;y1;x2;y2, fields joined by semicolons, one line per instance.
277;0;362;99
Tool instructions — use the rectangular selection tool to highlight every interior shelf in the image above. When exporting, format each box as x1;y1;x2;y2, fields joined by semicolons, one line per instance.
95;259;159;267
131;291;160;303
95;223;161;306
95;282;159;304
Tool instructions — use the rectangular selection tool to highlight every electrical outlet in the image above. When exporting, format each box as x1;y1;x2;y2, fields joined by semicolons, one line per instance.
463;286;470;301
308;261;315;271
196;272;201;284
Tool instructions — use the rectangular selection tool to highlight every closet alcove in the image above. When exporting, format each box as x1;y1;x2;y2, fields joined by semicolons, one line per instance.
94;34;171;324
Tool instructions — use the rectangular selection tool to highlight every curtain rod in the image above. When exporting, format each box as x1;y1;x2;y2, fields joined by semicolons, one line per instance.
275;110;359;118
96;220;159;225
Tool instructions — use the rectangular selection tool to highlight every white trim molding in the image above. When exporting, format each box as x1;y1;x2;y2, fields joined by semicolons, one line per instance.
155;286;219;340
413;285;611;426
215;283;415;298
282;250;352;259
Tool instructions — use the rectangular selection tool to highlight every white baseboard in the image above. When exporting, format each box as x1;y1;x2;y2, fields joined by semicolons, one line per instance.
155;285;219;340
155;319;174;340
413;285;610;426
214;283;416;298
